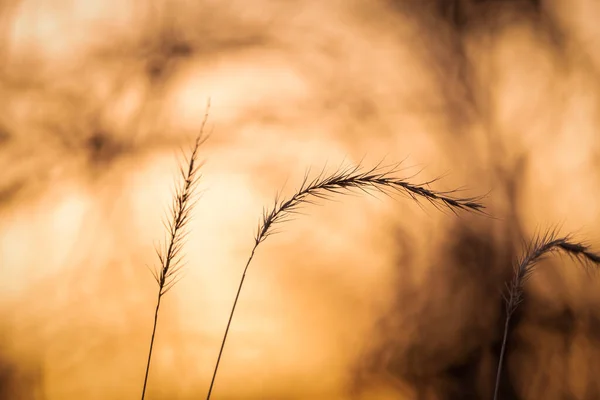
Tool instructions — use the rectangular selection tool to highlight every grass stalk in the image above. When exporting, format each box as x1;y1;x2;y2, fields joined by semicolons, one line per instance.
493;229;600;400
206;161;486;399
140;107;209;400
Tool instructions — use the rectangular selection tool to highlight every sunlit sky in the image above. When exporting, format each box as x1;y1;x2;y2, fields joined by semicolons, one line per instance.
1;1;600;399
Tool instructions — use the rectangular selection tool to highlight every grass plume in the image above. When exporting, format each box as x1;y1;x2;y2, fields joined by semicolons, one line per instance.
493;229;600;400
140;106;209;400
206;161;486;399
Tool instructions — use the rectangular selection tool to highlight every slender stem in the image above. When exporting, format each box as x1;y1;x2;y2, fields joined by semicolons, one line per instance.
206;245;258;400
141;232;176;399
141;294;162;400
138;105;207;399
493;307;512;400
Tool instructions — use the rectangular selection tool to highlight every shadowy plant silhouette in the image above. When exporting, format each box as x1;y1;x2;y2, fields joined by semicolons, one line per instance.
493;229;600;400
206;161;487;399
140;103;210;400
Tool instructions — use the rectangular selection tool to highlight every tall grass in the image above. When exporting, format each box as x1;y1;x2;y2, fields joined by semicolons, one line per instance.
140;107;209;400
134;111;600;399
205;161;486;399
493;229;600;400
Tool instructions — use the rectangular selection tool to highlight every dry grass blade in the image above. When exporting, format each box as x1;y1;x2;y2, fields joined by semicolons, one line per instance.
140;102;209;400
493;228;600;400
206;160;487;400
255;162;485;245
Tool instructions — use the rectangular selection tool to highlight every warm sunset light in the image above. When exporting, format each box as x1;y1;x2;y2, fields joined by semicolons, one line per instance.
1;1;600;399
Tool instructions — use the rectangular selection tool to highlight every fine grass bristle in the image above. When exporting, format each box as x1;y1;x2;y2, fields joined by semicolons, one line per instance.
511;231;600;296
493;228;600;400
256;161;486;245
151;129;207;297
206;160;487;400
140;102;209;400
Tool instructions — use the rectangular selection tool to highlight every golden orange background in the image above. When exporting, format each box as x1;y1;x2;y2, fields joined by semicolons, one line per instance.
1;0;599;399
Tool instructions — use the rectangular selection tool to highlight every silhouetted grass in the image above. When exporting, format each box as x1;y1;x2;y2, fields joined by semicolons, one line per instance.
493;229;600;400
205;161;487;399
140;104;209;400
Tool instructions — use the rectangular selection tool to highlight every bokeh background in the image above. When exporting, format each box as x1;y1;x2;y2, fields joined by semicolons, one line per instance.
1;0;600;398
